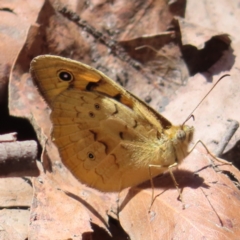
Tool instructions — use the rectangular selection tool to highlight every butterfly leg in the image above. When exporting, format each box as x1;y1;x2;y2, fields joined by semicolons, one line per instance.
148;163;181;210
148;164;164;210
167;162;187;206
168;162;183;200
188;140;232;166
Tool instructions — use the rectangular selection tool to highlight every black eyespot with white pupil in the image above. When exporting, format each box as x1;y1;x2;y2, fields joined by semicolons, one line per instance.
58;70;74;82
88;152;95;160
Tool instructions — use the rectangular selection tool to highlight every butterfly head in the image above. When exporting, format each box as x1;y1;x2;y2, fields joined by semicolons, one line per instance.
165;125;194;164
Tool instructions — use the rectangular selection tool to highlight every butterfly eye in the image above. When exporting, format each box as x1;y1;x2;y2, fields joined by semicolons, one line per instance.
88;152;95;160
58;70;74;82
177;130;186;141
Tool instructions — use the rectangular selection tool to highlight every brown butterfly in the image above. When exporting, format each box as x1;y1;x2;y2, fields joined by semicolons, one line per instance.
32;55;226;195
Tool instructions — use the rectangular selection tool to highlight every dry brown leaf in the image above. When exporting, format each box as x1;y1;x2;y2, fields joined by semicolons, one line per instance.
0;178;32;207
76;0;173;40
0;0;45;103
0;209;30;240
29;173;92;240
0;178;32;239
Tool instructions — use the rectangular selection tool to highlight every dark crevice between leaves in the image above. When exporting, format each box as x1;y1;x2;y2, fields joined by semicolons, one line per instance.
182;37;230;76
210;140;240;191
0;102;41;160
211;167;240;191
220;170;240;190
218;140;240;191
221;140;240;169
84;216;130;240
210;141;240;190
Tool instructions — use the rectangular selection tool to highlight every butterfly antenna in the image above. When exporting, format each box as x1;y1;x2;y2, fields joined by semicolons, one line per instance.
181;74;230;127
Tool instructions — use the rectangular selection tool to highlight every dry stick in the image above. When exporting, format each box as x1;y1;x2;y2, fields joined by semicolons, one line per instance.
0;132;17;142
0;140;39;177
